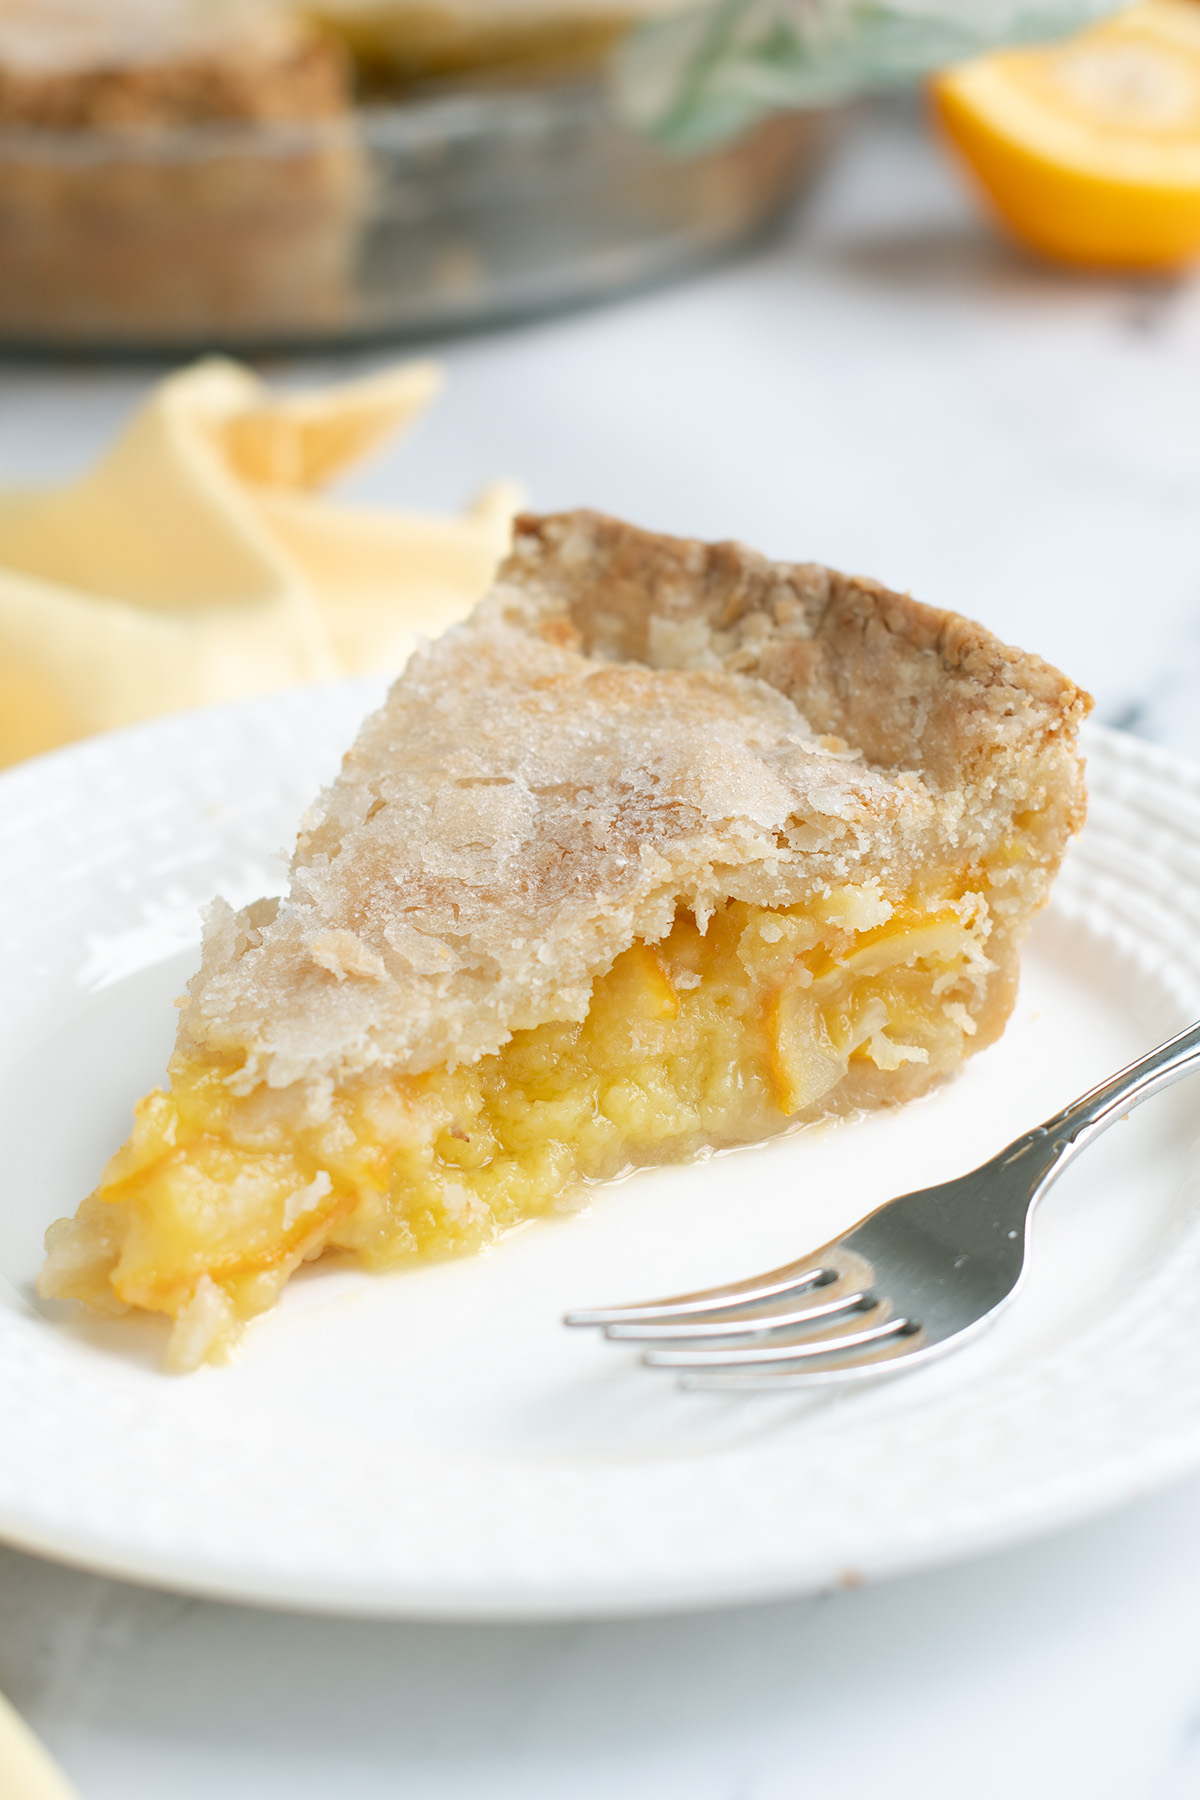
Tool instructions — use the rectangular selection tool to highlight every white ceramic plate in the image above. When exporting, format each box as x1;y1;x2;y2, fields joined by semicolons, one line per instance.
2;692;1200;1620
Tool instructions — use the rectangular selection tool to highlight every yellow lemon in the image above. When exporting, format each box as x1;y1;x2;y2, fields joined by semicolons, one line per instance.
931;1;1200;269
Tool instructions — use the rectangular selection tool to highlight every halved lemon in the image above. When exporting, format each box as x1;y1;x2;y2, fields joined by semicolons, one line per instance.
931;0;1200;269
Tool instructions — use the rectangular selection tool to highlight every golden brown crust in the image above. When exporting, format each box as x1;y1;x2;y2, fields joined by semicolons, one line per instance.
177;509;1091;1095
504;510;1091;790
0;2;350;129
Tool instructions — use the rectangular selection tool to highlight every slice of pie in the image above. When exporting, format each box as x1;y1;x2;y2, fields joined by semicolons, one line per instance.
40;510;1091;1369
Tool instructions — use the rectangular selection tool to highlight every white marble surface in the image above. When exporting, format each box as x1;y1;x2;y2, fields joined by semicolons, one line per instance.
5;96;1200;1799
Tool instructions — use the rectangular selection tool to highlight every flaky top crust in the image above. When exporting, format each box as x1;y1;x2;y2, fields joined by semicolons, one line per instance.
180;510;1091;1093
504;511;1088;790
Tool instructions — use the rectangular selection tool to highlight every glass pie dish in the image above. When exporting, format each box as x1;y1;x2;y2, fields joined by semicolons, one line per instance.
0;73;828;354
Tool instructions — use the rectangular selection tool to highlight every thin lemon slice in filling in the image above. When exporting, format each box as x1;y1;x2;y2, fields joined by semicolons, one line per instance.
42;885;996;1369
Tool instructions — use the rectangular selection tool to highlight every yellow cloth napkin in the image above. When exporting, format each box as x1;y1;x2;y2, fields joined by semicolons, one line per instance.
0;357;520;766
0;1689;80;1800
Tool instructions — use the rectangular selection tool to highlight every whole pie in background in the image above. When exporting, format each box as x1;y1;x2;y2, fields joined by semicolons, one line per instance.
40;510;1092;1370
0;0;825;349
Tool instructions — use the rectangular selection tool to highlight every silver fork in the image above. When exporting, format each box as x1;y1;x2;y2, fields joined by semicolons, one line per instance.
564;1018;1200;1390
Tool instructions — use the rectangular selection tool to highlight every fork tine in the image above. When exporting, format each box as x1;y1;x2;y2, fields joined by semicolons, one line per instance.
643;1315;918;1369
563;1258;837;1328
680;1329;926;1389
602;1291;878;1341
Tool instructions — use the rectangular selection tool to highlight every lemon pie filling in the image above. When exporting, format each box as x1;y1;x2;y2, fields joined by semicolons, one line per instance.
44;883;997;1369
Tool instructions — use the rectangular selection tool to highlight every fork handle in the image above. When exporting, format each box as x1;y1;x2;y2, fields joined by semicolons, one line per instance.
903;1018;1200;1290
1037;1016;1200;1161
